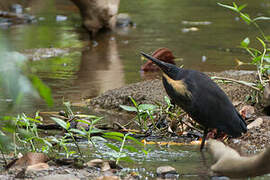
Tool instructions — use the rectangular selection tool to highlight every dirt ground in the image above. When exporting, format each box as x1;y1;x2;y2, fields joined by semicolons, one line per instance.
90;70;270;155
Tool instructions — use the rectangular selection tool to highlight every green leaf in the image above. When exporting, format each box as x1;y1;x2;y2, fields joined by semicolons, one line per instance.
126;136;143;146
103;132;124;137
129;96;138;107
103;135;123;142
241;37;250;48
138;104;158;111
253;16;270;22
119;105;137;112
118;156;134;163
238;4;247;11
217;3;239;12
257;37;266;49
105;143;120;152
164;96;171;106
123;145;139;153
91;136;107;142
30;75;54;107
51;117;67;130
240;13;252;24
70;128;86;135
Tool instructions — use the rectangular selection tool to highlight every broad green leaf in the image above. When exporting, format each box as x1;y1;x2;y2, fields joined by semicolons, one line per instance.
103;135;123;142
217;3;239;12
138;104;158;111
126;136;143;146
91;136;107;142
123;145;139;153
51;117;67;130
118;156;134;163
105;143;120;152
30;75;54;107
240;37;250;48
253;16;270;22
103;132;124;137
70;128;86;135
119;105;137;112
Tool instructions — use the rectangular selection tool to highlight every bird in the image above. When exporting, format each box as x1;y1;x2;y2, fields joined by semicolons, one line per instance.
141;47;176;72
141;51;247;151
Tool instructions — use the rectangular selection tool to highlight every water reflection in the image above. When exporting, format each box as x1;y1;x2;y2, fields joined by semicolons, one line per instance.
70;34;124;101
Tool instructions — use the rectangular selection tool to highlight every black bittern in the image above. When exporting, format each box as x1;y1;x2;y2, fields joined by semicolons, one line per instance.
141;52;247;151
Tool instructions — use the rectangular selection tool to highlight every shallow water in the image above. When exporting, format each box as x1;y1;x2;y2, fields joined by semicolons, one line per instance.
1;0;270;111
0;0;270;179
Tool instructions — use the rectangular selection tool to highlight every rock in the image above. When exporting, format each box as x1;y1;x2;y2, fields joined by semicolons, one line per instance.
35;174;80;180
239;105;255;119
156;166;178;178
96;175;121;180
26;163;49;172
85;159;111;171
116;13;132;27
262;83;270;107
247;118;263;129
10;4;23;14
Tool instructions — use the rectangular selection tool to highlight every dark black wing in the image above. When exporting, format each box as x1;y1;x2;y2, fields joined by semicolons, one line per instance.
180;70;247;137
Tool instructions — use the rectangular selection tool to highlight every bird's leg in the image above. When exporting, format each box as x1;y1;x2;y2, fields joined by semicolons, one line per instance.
200;128;208;151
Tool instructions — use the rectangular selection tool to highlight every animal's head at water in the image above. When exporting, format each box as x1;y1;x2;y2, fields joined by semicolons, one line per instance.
141;52;180;80
141;48;175;72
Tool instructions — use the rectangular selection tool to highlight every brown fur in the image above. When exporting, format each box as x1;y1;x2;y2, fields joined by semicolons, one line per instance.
208;139;270;178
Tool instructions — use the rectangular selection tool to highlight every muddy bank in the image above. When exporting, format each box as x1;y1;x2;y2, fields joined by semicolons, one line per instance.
89;70;270;154
89;70;257;111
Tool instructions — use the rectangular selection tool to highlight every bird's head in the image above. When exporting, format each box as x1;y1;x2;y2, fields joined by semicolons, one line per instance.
141;52;180;80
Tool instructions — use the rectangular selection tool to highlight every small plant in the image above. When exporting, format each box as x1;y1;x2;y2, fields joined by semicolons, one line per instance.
218;2;270;93
120;96;158;131
103;132;148;164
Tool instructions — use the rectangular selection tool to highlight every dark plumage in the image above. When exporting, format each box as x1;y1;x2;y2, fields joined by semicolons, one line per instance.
141;52;247;150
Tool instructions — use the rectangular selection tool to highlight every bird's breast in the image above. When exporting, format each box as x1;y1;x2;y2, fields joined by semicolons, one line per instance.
162;73;192;98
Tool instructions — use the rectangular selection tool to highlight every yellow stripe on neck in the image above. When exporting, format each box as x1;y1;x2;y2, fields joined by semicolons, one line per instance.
163;73;191;98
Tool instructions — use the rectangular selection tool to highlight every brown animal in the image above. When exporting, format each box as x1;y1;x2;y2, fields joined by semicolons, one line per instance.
208;139;270;178
141;48;175;71
70;0;120;36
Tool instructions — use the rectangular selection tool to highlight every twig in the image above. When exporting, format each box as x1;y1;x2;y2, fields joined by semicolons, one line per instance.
211;76;260;91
